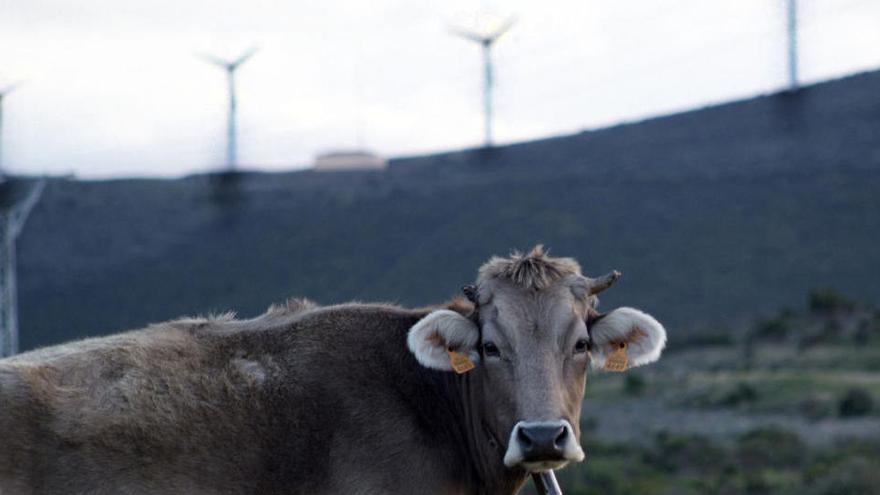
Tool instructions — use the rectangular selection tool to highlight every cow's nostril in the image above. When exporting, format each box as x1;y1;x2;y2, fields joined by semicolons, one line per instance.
517;426;533;449
553;426;568;449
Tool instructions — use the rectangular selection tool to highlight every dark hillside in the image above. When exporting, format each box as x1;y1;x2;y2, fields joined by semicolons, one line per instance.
17;70;880;350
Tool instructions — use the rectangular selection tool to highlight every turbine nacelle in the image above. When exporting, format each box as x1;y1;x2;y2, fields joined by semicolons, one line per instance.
198;47;259;72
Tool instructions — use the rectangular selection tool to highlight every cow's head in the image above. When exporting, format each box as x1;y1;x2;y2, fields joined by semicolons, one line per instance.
408;246;666;473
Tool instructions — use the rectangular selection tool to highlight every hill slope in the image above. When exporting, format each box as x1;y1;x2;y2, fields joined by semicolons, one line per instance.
17;70;880;350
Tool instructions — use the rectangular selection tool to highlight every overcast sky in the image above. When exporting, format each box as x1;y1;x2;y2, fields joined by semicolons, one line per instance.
1;0;878;178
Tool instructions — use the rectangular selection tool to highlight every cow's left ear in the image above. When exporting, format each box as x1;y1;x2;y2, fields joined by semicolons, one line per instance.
408;310;480;371
589;307;666;370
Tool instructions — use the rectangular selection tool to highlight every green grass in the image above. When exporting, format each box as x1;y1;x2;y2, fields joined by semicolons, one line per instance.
583;340;880;419
520;432;880;495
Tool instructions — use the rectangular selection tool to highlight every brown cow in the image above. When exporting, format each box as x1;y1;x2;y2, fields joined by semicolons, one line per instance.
0;247;665;494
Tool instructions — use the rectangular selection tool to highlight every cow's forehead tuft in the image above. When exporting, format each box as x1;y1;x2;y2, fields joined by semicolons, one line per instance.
477;245;582;292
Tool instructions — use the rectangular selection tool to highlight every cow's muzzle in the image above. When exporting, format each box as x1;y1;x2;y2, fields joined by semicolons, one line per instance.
503;420;584;472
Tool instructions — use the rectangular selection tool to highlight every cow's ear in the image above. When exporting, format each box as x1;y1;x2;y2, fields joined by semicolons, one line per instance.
408;310;480;371
589;307;666;371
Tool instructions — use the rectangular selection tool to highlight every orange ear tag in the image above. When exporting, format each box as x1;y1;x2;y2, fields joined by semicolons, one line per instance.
604;342;629;372
447;349;476;374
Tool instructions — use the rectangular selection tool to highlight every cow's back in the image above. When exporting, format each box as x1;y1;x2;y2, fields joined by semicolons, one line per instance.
0;314;277;494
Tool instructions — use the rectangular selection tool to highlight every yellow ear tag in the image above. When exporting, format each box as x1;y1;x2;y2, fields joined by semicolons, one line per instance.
447;349;476;374
604;342;629;372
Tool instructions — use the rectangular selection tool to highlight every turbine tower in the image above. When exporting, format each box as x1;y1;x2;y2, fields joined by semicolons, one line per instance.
199;47;258;171
0;83;21;175
0;179;44;357
786;0;799;91
450;17;516;148
0;83;45;357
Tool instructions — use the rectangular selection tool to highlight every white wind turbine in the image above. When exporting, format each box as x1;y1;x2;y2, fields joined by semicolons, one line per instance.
198;47;259;171
450;16;516;148
0;81;44;357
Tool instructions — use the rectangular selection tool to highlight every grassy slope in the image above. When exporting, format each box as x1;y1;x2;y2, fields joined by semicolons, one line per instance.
549;305;880;495
17;70;880;350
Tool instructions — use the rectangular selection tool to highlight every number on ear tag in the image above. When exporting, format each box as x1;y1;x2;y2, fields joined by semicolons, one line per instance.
447;349;476;374
604;342;629;372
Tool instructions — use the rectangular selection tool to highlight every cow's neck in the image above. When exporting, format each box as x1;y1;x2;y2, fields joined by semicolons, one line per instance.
441;371;528;495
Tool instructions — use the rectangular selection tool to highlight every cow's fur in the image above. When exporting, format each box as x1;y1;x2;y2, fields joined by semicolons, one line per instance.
0;300;526;494
478;245;580;292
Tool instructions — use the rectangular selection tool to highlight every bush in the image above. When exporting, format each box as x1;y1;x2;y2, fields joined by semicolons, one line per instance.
753;316;792;341
743;470;801;495
721;382;759;407
737;427;805;470
624;373;647;396
809;289;855;314
839;388;874;417
805;457;880;495
675;329;735;349
646;432;726;474
581;416;599;433
799;392;836;421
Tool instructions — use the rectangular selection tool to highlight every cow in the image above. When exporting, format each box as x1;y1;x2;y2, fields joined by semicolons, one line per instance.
0;246;666;494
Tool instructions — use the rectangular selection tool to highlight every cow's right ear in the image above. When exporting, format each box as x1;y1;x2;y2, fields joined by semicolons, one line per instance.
408;310;480;371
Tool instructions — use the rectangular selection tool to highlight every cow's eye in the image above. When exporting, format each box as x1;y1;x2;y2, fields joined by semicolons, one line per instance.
482;341;501;357
574;338;590;354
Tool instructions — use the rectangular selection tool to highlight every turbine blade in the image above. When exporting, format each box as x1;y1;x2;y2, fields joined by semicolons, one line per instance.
448;26;487;44
0;81;22;96
488;16;517;41
197;52;231;68
232;46;259;68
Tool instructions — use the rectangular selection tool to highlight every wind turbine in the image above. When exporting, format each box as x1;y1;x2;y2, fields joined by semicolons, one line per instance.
199;47;258;171
0;82;21;178
0;81;44;357
450;16;516;148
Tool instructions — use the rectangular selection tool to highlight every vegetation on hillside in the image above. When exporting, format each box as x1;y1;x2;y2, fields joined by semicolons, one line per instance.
547;292;880;494
532;431;880;495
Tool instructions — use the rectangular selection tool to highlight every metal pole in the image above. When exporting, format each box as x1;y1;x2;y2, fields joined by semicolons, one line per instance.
5;213;17;356
0;212;14;357
787;0;798;90
0;180;45;357
532;471;563;495
0;94;5;178
227;68;237;171
482;42;493;148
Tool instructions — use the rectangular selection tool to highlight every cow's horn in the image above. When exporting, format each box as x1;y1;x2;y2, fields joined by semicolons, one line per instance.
588;270;621;295
462;284;479;303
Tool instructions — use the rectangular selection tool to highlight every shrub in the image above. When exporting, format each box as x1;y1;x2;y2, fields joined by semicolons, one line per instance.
737;427;805;470
624;373;647;396
646;431;726;474
721;382;759;407
675;329;735;349
839;388;874;418
743;470;800;495
581;416;599;433
753;317;792;341
809;289;855;314
799;392;836;421
805;457;880;495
